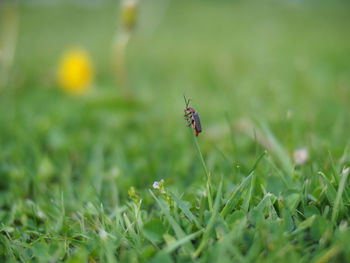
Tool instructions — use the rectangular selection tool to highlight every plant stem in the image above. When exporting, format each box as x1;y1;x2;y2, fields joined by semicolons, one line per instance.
113;33;132;97
191;131;213;211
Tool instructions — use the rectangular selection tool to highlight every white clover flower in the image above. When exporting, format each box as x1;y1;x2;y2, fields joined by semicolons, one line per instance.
293;148;309;165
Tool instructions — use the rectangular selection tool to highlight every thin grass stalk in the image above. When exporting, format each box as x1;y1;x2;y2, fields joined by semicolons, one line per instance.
113;33;131;97
191;131;213;211
192;179;222;258
112;0;138;97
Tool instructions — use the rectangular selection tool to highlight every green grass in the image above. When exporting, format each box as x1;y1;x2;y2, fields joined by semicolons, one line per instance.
1;0;350;262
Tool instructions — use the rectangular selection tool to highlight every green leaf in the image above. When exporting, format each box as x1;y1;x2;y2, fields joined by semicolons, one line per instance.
304;205;320;218
311;216;330;241
143;219;167;243
32;243;49;261
266;175;287;196
290;215;316;236
149;252;173;263
163;230;203;254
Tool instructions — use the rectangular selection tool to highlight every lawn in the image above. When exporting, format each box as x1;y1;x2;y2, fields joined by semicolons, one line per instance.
1;0;350;262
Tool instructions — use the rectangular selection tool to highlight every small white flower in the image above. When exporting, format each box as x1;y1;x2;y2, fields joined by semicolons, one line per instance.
293;148;309;165
152;179;165;190
152;181;160;189
99;229;108;241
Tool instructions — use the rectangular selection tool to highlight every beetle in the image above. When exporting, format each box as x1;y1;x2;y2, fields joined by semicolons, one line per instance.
183;95;202;136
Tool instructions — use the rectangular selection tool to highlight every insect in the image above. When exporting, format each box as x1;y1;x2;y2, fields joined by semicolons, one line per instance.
184;95;202;136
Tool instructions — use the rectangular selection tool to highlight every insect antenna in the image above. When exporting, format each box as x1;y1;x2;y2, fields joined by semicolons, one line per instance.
183;94;191;108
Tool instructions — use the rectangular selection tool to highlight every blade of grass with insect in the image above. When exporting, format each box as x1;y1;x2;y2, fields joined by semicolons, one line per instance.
190;130;213;212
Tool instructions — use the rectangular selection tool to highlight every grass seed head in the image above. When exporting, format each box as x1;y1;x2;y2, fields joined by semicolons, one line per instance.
121;0;138;31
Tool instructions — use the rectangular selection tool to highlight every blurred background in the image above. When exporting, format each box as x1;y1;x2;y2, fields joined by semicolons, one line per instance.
1;0;350;201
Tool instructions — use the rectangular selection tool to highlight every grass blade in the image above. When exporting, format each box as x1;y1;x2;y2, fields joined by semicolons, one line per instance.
190;131;213;211
170;192;201;229
221;173;253;218
259;121;293;175
162;230;203;254
149;190;194;252
331;167;349;223
193;179;223;258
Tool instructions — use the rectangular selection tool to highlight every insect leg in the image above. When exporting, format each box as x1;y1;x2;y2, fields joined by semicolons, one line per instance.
191;119;196;129
185;116;193;127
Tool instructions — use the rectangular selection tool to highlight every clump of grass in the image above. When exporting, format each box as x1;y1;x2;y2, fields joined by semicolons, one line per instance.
1;1;350;262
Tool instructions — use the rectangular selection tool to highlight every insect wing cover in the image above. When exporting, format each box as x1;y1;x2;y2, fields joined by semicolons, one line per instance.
193;112;202;133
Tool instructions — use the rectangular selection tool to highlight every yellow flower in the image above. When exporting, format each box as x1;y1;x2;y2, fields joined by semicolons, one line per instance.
58;48;94;95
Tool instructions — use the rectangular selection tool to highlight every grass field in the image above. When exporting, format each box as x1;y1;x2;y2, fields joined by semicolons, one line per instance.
1;0;350;262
